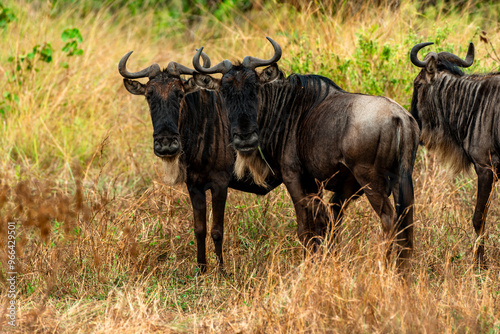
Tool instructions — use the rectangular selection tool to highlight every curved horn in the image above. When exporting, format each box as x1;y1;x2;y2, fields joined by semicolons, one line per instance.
193;47;232;74
118;51;161;79
438;42;475;68
410;42;434;68
198;49;211;68
166;62;195;76
167;50;211;76
242;37;282;70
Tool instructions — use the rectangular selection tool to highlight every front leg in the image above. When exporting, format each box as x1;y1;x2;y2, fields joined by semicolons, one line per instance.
188;185;207;273
282;173;319;252
211;183;229;270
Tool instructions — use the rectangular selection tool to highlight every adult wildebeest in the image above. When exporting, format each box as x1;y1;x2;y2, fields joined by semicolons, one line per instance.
118;51;281;272
410;42;499;266
192;38;420;265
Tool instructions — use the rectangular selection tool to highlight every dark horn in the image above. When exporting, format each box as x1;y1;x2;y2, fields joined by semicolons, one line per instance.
198;49;211;68
167;62;195;76
410;42;434;68
438;42;475;68
118;51;161;79
463;42;475;67
242;37;282;69
167;50;211;76
167;49;210;75
193;47;232;74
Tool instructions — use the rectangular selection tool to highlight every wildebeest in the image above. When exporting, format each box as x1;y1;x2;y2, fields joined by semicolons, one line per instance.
192;38;420;265
410;42;499;266
118;51;281;272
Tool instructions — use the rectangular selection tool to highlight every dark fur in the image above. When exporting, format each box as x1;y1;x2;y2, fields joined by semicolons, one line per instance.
198;66;419;266
411;54;500;266
123;69;282;272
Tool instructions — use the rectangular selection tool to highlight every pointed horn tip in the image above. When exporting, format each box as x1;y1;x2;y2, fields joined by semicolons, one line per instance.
119;51;133;61
410;42;434;55
266;37;281;49
417;42;434;47
120;51;133;61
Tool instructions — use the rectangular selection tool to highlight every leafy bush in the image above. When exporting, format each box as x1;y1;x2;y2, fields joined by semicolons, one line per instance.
0;1;15;28
61;28;84;57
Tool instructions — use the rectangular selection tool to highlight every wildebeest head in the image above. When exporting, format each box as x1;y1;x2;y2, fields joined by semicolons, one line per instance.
409;42;475;125
191;37;282;154
118;51;207;159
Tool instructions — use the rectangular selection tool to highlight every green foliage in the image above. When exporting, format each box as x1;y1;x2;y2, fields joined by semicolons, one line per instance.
7;27;83;75
211;0;251;21
0;92;19;117
8;43;54;72
0;2;15;29
281;27;419;108
61;28;84;56
47;0;253;19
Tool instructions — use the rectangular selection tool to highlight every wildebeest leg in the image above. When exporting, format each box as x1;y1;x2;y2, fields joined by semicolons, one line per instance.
353;168;396;263
472;164;496;267
188;185;207;273
303;185;327;242
210;185;228;270
393;170;415;268
283;176;317;252
328;180;362;248
327;192;344;254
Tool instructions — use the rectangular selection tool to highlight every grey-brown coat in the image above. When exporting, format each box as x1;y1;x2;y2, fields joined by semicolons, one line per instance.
410;42;500;266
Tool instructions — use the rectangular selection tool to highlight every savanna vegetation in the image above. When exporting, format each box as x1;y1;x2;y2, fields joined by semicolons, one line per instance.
1;0;500;332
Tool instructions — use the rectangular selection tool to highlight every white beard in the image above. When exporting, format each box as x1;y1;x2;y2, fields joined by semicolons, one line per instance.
234;151;270;188
161;157;186;186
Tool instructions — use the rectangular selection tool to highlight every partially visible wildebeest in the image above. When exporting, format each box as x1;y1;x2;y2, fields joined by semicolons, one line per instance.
192;38;420;265
118;51;281;272
410;42;499;266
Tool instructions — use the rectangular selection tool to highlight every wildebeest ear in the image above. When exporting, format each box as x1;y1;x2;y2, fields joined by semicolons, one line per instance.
192;73;220;91
424;54;438;76
258;63;280;84
123;79;146;95
184;78;201;94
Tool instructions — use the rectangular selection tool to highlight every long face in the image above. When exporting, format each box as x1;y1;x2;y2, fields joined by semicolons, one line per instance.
124;72;196;159
409;42;475;128
220;66;261;152
118;51;205;161
193;63;280;153
191;37;282;154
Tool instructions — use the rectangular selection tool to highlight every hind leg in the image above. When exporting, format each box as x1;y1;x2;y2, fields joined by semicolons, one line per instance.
472;164;496;268
393;171;414;267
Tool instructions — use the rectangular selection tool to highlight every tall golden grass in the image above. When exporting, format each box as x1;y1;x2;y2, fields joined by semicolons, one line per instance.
1;0;500;332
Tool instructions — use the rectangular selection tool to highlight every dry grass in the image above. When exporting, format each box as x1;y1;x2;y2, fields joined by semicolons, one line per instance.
1;0;500;332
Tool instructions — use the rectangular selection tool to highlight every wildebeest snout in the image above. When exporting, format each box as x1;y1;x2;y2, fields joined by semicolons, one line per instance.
232;130;259;152
153;135;181;158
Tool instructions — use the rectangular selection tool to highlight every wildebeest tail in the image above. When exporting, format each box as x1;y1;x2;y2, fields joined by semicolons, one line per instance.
395;116;419;255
